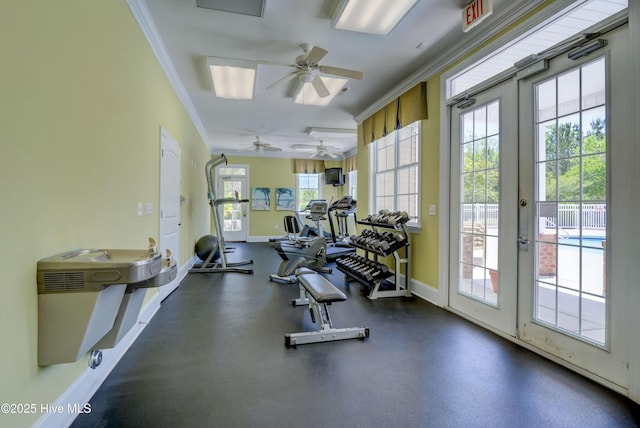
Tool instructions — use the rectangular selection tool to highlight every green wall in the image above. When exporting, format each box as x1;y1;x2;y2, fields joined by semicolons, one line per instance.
0;1;211;425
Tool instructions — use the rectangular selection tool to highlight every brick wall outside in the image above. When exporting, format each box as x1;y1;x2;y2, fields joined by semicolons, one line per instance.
462;234;473;279
538;233;557;276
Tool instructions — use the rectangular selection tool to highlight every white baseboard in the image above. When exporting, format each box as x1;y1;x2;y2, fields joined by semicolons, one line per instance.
391;271;441;306
158;255;198;300
34;257;195;428
410;277;441;306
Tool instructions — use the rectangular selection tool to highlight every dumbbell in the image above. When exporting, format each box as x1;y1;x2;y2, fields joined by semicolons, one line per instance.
388;216;400;225
339;256;366;270
366;237;381;247
368;237;387;251
352;261;377;276
338;254;358;264
365;214;378;223
337;260;359;275
387;211;409;224
370;263;390;276
372;239;391;252
370;264;390;280
379;231;393;240
361;229;376;238
340;256;362;267
350;263;373;276
337;256;357;267
357;262;390;282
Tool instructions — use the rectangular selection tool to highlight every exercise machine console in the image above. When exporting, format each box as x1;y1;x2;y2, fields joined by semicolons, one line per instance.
270;201;331;283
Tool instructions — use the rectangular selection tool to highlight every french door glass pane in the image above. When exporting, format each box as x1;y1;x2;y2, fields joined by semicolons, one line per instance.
533;57;607;346
223;180;242;232
458;100;500;306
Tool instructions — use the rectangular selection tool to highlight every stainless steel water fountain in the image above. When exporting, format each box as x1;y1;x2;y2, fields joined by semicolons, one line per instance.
36;238;176;366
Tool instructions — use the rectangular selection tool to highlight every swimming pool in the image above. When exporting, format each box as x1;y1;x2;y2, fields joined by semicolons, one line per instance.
557;236;605;249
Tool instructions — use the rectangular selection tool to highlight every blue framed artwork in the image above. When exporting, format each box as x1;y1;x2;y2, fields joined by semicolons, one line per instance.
275;187;294;210
251;187;271;210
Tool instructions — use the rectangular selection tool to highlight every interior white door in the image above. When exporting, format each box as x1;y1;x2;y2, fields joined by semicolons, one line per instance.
517;24;630;390
158;128;181;301
448;79;518;337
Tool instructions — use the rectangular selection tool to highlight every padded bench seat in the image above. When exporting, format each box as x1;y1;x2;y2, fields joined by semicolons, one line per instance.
296;268;346;303
285;268;369;347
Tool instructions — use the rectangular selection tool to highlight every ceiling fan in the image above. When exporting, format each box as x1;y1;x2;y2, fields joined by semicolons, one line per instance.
292;141;339;158
265;44;363;99
242;136;282;152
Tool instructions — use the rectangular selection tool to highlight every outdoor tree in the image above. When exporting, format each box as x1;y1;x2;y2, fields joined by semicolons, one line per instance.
543;118;606;201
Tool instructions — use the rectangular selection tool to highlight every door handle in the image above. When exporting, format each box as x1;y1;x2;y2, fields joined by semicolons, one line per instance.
519;198;529;251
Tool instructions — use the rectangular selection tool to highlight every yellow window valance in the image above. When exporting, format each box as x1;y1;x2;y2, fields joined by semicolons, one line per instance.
345;154;357;172
398;81;428;128
293;159;326;173
360;81;427;144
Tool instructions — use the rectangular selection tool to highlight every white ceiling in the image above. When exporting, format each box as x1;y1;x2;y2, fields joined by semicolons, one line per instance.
139;0;513;159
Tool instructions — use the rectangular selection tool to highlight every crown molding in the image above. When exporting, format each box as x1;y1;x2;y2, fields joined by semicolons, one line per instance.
354;0;573;123
127;0;210;148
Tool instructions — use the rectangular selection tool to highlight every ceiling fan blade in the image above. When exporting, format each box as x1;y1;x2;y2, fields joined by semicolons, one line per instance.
255;59;296;67
263;146;283;152
326;151;338;158
305;46;328;65
311;76;330;98
267;71;297;90
288;77;305;98
318;65;363;80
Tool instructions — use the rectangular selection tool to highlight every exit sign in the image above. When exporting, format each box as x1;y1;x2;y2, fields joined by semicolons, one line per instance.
462;0;493;32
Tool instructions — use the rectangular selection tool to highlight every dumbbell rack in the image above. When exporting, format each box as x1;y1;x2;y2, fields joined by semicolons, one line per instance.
336;219;411;300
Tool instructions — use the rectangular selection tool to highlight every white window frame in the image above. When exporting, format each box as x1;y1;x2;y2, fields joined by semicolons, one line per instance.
348;170;357;200
369;121;421;228
296;173;323;211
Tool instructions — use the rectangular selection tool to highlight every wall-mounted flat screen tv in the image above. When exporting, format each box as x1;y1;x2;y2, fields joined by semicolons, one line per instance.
325;167;344;186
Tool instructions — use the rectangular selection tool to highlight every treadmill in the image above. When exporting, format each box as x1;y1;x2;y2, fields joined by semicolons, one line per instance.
326;196;357;262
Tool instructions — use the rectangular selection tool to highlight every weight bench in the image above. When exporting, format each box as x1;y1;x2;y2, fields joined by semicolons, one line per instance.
285;268;369;348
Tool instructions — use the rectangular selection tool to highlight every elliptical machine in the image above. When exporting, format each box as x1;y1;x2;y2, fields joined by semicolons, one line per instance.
269;200;332;283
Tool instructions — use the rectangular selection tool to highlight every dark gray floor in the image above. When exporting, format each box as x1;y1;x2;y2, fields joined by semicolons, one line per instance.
73;242;640;428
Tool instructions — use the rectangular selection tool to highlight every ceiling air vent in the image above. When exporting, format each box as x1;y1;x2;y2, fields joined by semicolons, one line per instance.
43;272;85;292
195;0;265;18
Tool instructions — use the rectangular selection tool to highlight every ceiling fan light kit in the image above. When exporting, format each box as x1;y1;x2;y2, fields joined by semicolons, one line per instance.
263;43;363;105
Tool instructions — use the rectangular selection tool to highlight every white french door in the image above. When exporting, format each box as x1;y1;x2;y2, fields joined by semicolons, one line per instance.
449;79;518;337
517;24;630;389
218;171;248;242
